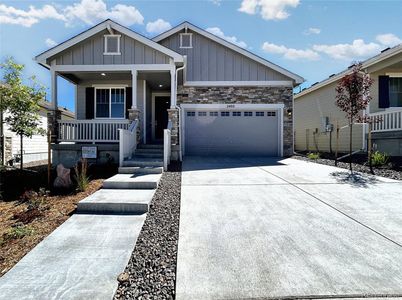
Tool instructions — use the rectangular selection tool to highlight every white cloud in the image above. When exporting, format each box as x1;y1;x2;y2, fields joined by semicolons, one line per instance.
45;38;57;47
206;27;247;48
0;0;143;27
146;19;172;34
376;33;402;47
0;3;66;27
238;0;300;20
303;27;321;35
64;0;143;27
313;39;381;60
262;42;320;60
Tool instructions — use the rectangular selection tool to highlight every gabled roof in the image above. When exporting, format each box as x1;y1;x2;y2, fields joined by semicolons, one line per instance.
153;22;304;85
295;43;402;99
35;19;184;68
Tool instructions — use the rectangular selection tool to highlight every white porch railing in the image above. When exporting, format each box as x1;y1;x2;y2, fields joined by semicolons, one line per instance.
118;120;138;166
58;119;130;143
163;120;172;171
370;110;402;133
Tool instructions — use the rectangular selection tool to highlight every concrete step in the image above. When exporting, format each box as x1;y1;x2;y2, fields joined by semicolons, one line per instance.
123;158;163;167
134;152;163;159
137;144;163;150
103;173;162;189
118;166;163;174
135;148;164;154
77;189;154;214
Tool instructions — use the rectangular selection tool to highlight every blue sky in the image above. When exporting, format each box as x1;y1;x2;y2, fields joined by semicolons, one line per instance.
1;0;402;112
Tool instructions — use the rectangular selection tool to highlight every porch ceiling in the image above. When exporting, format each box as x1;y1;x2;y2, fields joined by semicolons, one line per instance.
138;71;171;91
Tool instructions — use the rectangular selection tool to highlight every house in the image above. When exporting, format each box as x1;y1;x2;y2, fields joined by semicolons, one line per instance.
294;44;402;156
35;19;303;168
1;101;74;166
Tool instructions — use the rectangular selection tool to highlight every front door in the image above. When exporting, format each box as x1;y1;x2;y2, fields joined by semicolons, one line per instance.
154;96;171;140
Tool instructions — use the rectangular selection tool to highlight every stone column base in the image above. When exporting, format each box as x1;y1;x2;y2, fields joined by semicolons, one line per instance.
47;110;61;144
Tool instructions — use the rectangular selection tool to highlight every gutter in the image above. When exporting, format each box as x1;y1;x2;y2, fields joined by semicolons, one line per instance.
174;57;186;162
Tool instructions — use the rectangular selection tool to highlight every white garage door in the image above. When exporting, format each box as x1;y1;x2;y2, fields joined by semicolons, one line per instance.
184;109;280;156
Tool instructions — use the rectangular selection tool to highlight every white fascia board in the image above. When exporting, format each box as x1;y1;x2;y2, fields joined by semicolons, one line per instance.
35;19;183;68
153;22;304;84
295;44;402;99
52;64;174;72
180;103;285;110
184;81;293;87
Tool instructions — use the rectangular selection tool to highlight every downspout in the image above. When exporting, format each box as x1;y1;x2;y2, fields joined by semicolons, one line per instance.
174;57;186;162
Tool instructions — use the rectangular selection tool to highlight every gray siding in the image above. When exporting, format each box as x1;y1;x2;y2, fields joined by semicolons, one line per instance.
51;30;171;65
159;29;290;82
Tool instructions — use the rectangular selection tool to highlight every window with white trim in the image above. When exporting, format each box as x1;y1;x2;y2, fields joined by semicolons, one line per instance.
95;88;125;118
180;33;192;49
390;77;402;107
104;35;121;55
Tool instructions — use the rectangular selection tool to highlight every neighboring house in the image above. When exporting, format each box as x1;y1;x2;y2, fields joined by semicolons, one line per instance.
294;44;402;156
35;19;303;167
2;102;74;165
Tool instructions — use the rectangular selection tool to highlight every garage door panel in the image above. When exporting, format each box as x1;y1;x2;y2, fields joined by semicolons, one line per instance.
185;111;279;156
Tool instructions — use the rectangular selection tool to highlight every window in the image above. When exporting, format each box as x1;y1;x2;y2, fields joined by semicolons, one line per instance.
198;111;207;117
104;35;121;55
95;88;125;118
390;77;402;107
187;111;195;117
232;112;241;116
180;33;192;49
256;112;264;116
267;111;276;117
209;111;218;117
244;112;253;117
221;111;230;117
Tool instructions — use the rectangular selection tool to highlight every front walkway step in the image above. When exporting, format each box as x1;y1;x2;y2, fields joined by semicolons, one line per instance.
134;153;163;159
103;173;162;189
77;189;154;214
118;166;163;174
135;148;164;154
137;144;163;150
123;158;163;167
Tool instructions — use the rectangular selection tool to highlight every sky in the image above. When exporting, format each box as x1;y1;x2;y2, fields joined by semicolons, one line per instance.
1;0;402;112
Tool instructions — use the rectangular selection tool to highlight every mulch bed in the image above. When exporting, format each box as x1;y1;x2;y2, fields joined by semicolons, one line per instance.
0;179;103;276
292;155;402;181
114;162;182;300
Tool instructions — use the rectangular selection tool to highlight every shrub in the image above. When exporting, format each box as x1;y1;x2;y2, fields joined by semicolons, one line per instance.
371;151;389;167
1;225;34;244
75;158;90;192
307;152;320;160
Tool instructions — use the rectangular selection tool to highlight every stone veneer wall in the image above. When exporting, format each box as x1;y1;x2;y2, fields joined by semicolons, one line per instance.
176;85;294;156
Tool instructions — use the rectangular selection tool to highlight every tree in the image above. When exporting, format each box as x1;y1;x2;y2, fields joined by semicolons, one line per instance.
335;63;373;172
1;58;46;169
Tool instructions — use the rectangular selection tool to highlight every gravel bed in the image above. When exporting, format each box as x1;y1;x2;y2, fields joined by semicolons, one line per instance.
292;155;402;180
114;162;182;300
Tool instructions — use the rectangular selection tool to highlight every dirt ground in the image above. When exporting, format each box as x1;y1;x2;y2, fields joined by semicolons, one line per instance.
0;179;103;277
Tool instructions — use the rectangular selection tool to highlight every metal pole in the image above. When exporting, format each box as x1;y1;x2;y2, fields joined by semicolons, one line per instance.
335;121;339;166
48;129;51;187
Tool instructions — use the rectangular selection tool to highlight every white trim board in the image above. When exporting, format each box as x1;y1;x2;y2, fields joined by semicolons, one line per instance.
184;81;293;87
52;64;175;72
35;19;183;68
153;22;304;85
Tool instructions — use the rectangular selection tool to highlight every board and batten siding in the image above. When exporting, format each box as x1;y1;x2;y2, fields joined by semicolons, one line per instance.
50;30;171;65
159;29;290;82
294;81;364;153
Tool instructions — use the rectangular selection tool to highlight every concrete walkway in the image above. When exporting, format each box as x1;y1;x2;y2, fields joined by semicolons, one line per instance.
176;157;402;300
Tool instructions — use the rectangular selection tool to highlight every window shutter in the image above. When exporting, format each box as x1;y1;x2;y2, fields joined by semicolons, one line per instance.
126;87;132;118
378;75;390;108
85;87;95;119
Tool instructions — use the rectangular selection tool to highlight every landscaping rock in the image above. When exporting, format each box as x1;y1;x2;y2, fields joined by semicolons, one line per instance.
114;162;181;300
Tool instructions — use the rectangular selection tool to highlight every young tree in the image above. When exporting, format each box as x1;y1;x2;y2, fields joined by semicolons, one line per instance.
1;58;46;169
335;63;373;172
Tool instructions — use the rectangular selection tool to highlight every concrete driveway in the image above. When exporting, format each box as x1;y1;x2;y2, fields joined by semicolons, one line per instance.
176;157;402;300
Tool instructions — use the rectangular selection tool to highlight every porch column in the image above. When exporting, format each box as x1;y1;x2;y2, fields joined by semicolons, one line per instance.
131;69;137;109
170;68;176;108
48;62;60;143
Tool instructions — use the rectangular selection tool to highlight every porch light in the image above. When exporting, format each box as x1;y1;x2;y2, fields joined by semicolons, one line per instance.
101;73;106;76
159;84;163;88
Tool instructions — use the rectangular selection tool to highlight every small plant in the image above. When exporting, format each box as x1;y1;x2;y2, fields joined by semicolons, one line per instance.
307;152;320;160
75;158;90;192
2;225;34;243
371;151;389;167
